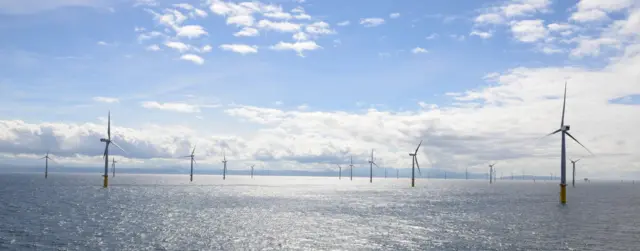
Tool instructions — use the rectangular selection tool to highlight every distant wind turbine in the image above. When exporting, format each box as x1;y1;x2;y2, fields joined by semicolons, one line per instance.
349;156;354;181
368;149;379;183
249;164;255;179
540;82;593;204
396;169;399;179
222;149;228;180
183;145;197;182
465;167;468;180
336;164;343;180
112;158;118;178
40;150;55;179
409;140;423;187
488;163;497;184
570;158;581;187
99;111;126;188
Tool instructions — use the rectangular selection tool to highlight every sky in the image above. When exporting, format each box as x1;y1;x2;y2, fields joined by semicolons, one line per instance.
0;0;639;179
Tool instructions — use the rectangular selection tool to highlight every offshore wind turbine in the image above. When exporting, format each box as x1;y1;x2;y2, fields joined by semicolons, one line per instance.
397;169;399;179
570;158;581;187
368;149;379;183
336;164;343;180
40;151;55;179
222;150;228;180
349;156;354;181
99;111;126;188
249;164;255;179
112;158;118;178
183;145;197;182
541;82;593;204
465;167;468;180
409;140;423;187
488;163;497;184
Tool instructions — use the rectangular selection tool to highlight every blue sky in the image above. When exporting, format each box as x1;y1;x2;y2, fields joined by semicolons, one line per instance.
1;0;640;179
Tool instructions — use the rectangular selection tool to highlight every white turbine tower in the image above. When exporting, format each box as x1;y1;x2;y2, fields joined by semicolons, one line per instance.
488;162;497;184
368;149;379;183
570;158;581;187
183;145;197;182
249;164;255;179
222;150;228;180
541;82;593;204
99;111;126;188
40;150;55;179
112;158;118;178
349;156;354;181
336;164;343;180
409;140;423;187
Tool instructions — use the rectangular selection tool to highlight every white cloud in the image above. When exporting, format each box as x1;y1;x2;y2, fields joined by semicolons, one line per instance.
390;13;400;19
425;33;439;40
547;23;574;32
411;47;428;54
293;32;309;41
220;44;259;54
264;11;293;19
192;8;207;17
510;19;548;43
470;30;493;39
97;41;110;46
360;18;385;27
146;44;161;51
173;3;193;10
474;0;552;25
305;21;335;35
541;46;564;54
294;13;311;20
227;15;255;26
141;101;201;113
201;45;213;53
180;54;204;65
164;41;190;53
570;37;620;58
92;97;119;103
570;0;635;22
176;25;208;38
257;20;301;32
270;41;321;57
234;27;260;37
0;0;105;14
337;20;350;26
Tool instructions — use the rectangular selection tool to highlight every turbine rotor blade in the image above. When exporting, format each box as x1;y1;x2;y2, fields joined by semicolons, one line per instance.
542;129;562;139
415;140;423;154
373;163;379;168
108;111;111;140
192;144;197;155
111;141;127;154
415;157;421;176
561;81;567;127
576;159;581;163
565;132;594;156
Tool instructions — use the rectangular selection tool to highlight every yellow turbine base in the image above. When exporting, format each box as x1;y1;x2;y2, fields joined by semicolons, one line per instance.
560;184;567;204
103;175;108;188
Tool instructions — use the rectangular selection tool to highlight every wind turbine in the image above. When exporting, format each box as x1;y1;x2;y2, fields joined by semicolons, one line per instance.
409;140;422;187
183;145;197;182
541;82;593;204
99;111;126;188
336;164;343;180
396;169;399;179
349;156;354;181
465;167;468;180
40;150;55;179
488;163;497;184
112;158;118;178
249;164;255;179
570;158;581;187
222;150;228;180
368;149;379;183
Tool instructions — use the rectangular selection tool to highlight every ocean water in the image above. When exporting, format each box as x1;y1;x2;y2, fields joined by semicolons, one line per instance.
1;173;639;251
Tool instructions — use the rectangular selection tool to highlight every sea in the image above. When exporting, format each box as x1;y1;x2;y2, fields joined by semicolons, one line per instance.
1;173;639;251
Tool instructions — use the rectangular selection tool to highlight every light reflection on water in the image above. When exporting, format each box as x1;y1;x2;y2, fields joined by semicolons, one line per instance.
1;173;639;250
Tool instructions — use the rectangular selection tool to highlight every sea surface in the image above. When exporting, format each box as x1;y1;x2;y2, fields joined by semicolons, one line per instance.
1;173;639;251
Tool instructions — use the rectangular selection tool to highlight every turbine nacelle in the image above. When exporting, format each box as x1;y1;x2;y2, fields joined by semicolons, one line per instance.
562;125;570;131
100;138;109;143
